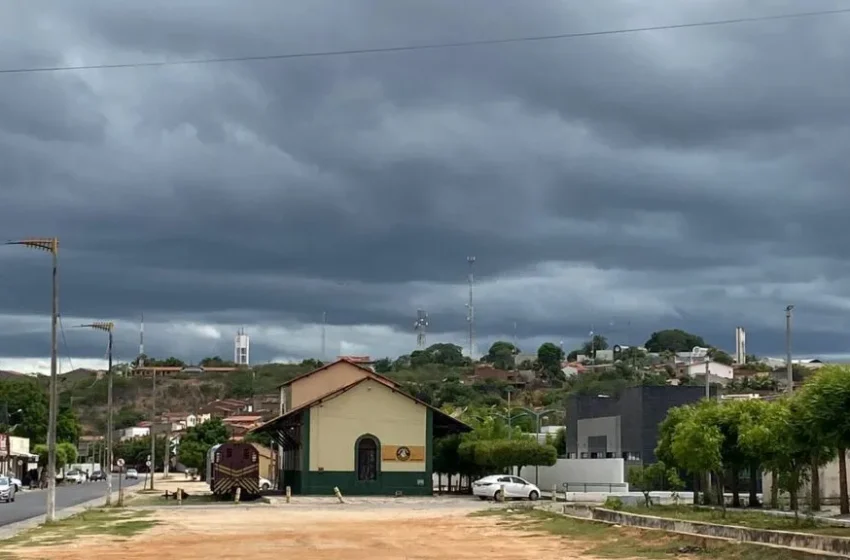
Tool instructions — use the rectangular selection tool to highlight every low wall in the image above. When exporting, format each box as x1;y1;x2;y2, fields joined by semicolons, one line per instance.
519;458;626;490
585;507;850;557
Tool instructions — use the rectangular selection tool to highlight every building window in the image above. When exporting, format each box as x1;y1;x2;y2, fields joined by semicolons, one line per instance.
356;436;379;481
567;452;577;459
622;452;641;461
580;452;589;458
605;452;615;458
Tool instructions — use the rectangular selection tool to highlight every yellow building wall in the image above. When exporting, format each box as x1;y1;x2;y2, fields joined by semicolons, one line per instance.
289;362;371;410
309;379;426;473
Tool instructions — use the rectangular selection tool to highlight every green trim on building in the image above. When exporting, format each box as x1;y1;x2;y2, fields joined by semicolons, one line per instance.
301;408;311;491
302;470;431;496
425;408;434;484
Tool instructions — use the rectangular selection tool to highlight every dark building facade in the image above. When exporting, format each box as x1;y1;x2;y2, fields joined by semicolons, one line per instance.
565;386;708;464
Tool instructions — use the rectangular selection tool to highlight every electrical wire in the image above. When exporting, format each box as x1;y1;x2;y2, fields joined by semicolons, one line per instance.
57;313;75;373
0;7;848;75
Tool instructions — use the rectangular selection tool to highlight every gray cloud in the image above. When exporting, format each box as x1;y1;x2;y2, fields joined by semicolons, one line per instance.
2;0;850;368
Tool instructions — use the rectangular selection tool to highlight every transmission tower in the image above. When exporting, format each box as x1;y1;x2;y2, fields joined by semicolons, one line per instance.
414;309;429;349
466;256;476;359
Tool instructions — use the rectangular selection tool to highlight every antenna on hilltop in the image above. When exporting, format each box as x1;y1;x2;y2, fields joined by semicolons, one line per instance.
466;256;476;359
138;313;145;367
321;311;327;361
414;309;429;349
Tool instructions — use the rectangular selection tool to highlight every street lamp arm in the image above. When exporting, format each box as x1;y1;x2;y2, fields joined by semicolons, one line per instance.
4;238;58;254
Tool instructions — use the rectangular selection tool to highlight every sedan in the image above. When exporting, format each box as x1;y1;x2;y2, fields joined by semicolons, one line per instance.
2;474;21;492
90;471;107;481
472;475;541;501
125;468;139;480
0;477;16;503
259;477;272;491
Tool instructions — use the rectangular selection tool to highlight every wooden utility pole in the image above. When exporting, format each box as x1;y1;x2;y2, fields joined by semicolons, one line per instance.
149;370;156;491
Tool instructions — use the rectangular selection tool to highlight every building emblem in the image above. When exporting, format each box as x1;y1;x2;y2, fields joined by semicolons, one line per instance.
396;446;411;461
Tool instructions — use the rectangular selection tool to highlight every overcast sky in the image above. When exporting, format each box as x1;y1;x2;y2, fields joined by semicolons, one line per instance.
2;1;850;373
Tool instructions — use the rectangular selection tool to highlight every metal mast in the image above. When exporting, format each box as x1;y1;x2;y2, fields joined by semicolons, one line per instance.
414;309;429;349
321;312;327;361
139;313;145;367
466;256;476;359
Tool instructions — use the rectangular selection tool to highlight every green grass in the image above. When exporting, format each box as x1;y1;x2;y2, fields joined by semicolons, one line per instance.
617;505;850;536
471;507;836;559
0;508;159;550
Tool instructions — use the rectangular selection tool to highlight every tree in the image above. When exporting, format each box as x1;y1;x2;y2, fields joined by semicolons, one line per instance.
795;365;850;514
459;439;557;474
580;335;609;358
200;356;235;367
644;329;707;353
669;403;725;512
484;341;519;370
536;343;565;384
373;358;392;374
628;461;684;507
178;418;230;473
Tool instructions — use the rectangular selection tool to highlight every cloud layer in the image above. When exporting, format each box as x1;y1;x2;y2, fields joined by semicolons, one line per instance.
2;1;850;371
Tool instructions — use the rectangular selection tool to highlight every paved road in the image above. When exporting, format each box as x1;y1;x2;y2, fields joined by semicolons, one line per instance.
0;476;140;526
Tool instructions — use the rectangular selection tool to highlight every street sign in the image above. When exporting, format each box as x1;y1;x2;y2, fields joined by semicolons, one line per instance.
116;458;125;467
145;460;152;467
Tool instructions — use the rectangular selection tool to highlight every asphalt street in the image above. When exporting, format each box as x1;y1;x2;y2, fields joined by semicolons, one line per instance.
0;476;140;526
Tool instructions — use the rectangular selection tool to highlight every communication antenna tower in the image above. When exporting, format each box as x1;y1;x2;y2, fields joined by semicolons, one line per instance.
321;311;327;361
414;309;429;349
138;313;145;367
466;256;476;359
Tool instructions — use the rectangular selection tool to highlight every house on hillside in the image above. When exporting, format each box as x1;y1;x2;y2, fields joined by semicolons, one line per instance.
470;365;526;388
251;358;470;496
198;398;253;419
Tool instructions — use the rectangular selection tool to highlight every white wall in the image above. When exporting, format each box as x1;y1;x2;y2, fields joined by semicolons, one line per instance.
519;458;626;491
683;361;734;379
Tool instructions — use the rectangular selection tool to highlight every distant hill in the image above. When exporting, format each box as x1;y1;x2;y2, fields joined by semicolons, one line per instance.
0;370;25;379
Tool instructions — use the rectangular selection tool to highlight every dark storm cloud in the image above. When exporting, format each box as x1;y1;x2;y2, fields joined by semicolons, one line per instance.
2;0;850;364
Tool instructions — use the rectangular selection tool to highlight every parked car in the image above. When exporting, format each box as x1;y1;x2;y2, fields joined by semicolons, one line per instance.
90;470;107;481
472;475;540;501
0;477;16;503
259;477;272;491
2;474;21;492
125;468;139;480
64;469;85;484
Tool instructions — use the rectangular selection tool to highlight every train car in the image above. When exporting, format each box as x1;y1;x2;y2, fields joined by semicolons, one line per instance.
206;443;222;489
209;442;260;498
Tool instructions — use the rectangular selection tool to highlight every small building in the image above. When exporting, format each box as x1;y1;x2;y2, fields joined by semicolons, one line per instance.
676;360;734;380
470;365;526;388
565;386;707;464
252;358;469;496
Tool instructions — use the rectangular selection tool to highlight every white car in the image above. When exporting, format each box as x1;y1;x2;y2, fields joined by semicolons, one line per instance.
472;475;541;501
259;477;272;491
63;469;85;484
2;474;21;492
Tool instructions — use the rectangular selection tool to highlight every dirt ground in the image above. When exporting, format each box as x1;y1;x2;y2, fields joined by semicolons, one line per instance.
10;501;604;560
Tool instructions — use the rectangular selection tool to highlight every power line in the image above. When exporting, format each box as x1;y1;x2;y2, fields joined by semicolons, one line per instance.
0;7;848;75
57;314;75;373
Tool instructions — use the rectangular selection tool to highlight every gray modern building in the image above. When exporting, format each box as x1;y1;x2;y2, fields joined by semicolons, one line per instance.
565;386;708;464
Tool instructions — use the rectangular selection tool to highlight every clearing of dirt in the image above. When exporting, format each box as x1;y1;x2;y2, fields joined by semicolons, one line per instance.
9;501;606;560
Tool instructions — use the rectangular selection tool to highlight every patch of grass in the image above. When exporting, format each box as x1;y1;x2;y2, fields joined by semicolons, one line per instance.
619;505;850;536
128;492;219;507
471;508;832;559
0;508;159;550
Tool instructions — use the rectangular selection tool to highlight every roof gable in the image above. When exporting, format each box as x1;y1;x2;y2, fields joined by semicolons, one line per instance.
277;358;399;389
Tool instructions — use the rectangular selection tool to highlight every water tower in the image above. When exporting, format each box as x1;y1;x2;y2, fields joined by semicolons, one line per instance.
234;328;250;366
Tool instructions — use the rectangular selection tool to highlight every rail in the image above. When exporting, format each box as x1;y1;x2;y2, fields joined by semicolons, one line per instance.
561;482;629;492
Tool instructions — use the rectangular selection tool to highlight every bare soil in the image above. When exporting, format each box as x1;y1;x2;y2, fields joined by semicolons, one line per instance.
9;502;604;560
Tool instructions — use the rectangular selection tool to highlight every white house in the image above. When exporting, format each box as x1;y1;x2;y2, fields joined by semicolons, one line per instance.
115;426;150;441
677;360;734;380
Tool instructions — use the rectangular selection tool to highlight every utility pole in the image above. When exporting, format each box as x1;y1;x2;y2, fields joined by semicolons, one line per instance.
705;356;711;399
149;370;156;491
786;305;794;393
78;322;114;505
467;256;475;360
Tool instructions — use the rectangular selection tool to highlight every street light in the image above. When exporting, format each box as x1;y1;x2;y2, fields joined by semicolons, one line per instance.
4;237;58;522
78;321;114;505
512;407;559;485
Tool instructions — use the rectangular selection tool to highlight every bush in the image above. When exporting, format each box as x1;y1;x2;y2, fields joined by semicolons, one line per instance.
603;496;624;510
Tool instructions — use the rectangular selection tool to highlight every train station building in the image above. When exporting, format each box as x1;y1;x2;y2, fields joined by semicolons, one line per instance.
251;358;469;496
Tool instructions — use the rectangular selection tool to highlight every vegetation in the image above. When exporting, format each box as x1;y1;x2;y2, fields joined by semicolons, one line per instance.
0;508;158;549
177;418;230;472
655;364;850;517
472;508;818;559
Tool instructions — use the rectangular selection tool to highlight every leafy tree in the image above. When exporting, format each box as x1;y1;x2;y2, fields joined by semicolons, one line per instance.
536;342;565;384
459;439;557;473
670;403;725;512
628;461;684;507
113;435;168;470
580;335;609;358
644;329;707;353
373;358;392;373
200;356;235;367
484;341;519;370
709;348;735;366
178;440;209;471
178;418;230;473
795;365;850;514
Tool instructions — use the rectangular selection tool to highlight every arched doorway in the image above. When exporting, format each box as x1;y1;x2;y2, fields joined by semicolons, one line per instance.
355;435;380;482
